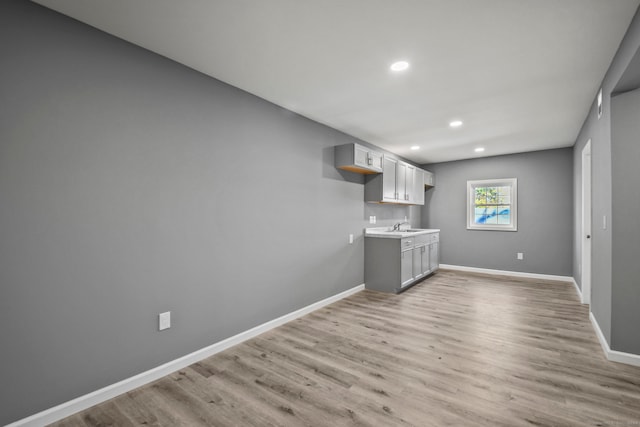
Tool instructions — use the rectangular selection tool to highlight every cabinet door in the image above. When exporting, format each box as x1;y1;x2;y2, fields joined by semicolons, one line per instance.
414;169;425;205
412;246;424;279
424;171;435;186
397;161;407;202
404;165;415;203
401;249;414;287
421;244;430;275
429;242;439;272
369;150;383;172
353;145;369;168
382;156;398;201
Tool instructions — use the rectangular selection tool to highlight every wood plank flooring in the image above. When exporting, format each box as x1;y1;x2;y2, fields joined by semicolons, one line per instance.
50;270;640;426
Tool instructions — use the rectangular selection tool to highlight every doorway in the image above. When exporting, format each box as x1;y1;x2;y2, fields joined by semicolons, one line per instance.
581;139;592;305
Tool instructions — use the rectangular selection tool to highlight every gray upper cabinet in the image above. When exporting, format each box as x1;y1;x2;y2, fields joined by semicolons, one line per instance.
366;156;427;205
381;156;398;201
424;170;435;187
399;163;415;203
414;169;425;205
335;142;434;205
335;143;383;174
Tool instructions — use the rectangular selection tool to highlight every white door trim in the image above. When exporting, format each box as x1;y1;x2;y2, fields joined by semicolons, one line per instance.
581;139;592;305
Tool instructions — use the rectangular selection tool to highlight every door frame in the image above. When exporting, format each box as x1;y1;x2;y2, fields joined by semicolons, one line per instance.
581;139;592;305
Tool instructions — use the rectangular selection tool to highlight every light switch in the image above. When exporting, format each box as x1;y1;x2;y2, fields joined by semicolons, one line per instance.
349;234;354;244
603;215;607;230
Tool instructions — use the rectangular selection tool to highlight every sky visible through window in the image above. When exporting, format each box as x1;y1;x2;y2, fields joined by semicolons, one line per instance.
474;185;511;225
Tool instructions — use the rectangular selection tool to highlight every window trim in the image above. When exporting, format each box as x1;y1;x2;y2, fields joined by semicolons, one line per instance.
467;178;518;231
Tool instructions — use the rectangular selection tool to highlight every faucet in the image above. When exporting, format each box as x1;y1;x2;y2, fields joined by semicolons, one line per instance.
392;221;409;231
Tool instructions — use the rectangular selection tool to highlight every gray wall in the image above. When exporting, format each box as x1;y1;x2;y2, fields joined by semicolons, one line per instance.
0;1;419;424
421;148;573;276
611;89;640;354
572;7;640;347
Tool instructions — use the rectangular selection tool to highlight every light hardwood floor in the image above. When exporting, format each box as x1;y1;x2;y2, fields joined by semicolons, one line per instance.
51;270;640;426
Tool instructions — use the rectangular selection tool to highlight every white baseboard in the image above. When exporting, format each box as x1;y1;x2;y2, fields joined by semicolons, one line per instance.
8;284;365;427
439;264;574;283
590;312;640;367
571;278;583;301
590;311;610;357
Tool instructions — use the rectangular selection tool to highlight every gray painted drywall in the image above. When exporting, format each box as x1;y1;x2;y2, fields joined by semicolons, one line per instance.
612;46;640;95
421;149;573;276
611;89;640;354
572;6;640;347
0;1;420;423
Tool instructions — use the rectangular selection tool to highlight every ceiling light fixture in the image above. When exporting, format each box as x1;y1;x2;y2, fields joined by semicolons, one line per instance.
410;145;420;150
390;61;410;72
474;147;485;153
449;120;463;128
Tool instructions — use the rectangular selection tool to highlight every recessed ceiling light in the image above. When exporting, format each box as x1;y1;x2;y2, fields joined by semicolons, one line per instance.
410;145;420;150
474;147;485;153
449;120;463;128
390;61;410;72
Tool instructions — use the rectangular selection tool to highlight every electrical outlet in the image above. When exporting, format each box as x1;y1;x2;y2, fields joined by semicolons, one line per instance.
349;234;354;244
517;252;524;260
369;216;377;224
159;311;171;331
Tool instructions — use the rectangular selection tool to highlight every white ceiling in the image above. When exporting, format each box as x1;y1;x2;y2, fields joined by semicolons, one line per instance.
33;0;639;163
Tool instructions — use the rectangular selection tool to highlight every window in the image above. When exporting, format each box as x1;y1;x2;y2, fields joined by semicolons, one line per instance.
467;178;517;231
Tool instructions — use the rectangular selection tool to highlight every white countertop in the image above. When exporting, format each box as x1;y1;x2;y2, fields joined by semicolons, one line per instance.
364;227;440;239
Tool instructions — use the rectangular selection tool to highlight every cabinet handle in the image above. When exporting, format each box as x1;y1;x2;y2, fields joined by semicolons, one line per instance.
367;155;373;165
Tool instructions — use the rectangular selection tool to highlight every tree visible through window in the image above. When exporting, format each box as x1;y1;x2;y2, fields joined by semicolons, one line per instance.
467;178;517;231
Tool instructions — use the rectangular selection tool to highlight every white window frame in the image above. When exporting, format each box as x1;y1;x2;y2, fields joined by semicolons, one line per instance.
467;178;518;231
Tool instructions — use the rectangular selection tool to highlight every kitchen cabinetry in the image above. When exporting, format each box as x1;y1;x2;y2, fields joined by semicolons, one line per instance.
398;162;415;203
401;246;414;288
334;143;434;204
365;231;440;293
365;156;422;204
414;169;425;205
382;156;398;201
428;237;439;273
335;143;383;174
424;170;435;187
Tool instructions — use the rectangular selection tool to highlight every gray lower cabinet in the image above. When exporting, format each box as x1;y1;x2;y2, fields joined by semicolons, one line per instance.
413;244;430;280
429;241;439;272
401;248;413;287
365;232;439;293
